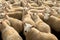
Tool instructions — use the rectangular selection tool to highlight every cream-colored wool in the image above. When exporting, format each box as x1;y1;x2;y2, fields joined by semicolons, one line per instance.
37;13;44;20
46;15;60;32
28;4;45;9
26;2;45;9
5;0;15;4
7;7;23;12
0;19;10;31
22;13;35;25
20;0;29;7
37;12;60;32
8;11;22;20
36;0;41;6
22;6;35;25
12;2;23;7
31;13;51;33
3;19;11;26
56;1;60;6
43;1;56;7
24;23;58;40
29;2;39;7
51;7;60;18
38;13;50;21
37;8;59;20
0;20;23;40
50;9;60;17
0;12;11;26
28;9;45;14
37;8;60;20
6;15;23;33
6;7;23;20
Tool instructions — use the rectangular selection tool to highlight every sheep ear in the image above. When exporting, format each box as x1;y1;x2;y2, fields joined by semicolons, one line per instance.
31;25;34;28
25;23;33;28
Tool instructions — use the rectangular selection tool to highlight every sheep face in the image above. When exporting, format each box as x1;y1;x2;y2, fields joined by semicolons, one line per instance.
24;23;33;36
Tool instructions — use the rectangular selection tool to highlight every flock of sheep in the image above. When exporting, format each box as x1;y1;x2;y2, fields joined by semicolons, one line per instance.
0;0;60;40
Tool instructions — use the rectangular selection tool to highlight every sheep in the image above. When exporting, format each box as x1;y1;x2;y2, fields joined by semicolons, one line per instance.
28;3;45;9
5;15;23;33
28;9;45;13
38;11;60;32
24;23;58;40
37;10;60;32
0;20;23;40
37;13;44;20
22;7;35;25
8;11;22;20
45;15;60;32
31;13;51;33
0;12;10;25
22;13;35;25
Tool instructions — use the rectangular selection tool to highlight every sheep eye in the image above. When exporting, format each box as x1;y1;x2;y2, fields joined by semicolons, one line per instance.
25;31;27;33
